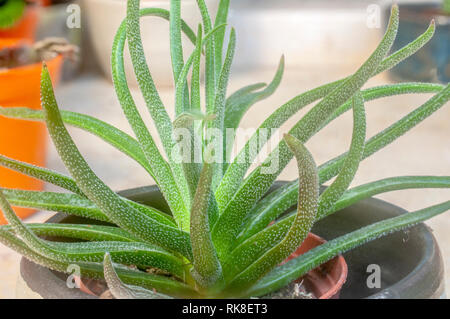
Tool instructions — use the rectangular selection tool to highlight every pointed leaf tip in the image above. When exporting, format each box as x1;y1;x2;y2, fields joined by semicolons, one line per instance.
283;133;298;150
40;63;50;82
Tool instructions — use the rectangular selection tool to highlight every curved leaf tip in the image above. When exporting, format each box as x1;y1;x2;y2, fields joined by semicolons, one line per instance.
103;253;172;299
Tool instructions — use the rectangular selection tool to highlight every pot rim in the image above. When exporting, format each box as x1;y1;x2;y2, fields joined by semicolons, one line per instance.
307;233;348;299
0;38;63;75
285;232;348;299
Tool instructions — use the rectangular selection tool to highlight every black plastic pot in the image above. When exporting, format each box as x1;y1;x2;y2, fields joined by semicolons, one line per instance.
17;183;446;299
387;2;450;83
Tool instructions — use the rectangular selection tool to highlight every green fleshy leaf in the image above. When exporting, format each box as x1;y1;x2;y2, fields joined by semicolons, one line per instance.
225;83;267;108
317;91;366;218
212;6;399;256
0;189;186;278
104;253;173;299
0;107;153;178
126;0;191;217
170;0;190;116
1;188;108;222
173;110;216;131
190;160;223;290
224;134;319;291
319;84;450;184
113;5;190;228
191;23;203;115
216;80;339;211
189;23;205;198
224;56;285;132
208;28;236;189
0;154;82;196
174;22;227;119
235;83;445;242
216;12;434;213
41;65;192;258
213;0;230;76
318;82;444;133
0;229;197;298
376;20;435;74
229;188;297;262
1;223;140;242
170;0;184;87
232;176;450;271
126;0;183;156
0;188;176;227
332;176;450;214
223;56;285;161
174;25;204;200
196;0;216;112
172;23;226;202
0;153;176;225
234;182;299;247
246;201;450;297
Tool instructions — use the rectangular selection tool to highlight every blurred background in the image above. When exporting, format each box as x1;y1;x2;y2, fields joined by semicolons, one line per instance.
0;0;448;298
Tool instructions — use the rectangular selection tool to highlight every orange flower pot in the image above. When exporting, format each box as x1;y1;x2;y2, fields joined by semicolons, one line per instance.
0;39;63;224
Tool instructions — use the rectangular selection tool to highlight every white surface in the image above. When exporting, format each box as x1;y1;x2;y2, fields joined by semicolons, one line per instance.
81;0;219;87
230;4;384;71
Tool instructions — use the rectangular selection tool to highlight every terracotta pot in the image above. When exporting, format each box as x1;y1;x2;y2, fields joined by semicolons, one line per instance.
0;39;63;224
285;233;347;299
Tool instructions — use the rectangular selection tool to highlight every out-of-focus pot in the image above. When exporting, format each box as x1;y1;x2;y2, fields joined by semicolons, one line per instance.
387;1;450;83
229;0;384;73
0;39;63;223
81;0;219;87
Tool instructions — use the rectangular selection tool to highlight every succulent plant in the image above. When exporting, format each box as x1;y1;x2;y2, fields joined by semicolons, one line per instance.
0;0;449;299
0;0;26;29
444;0;450;15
